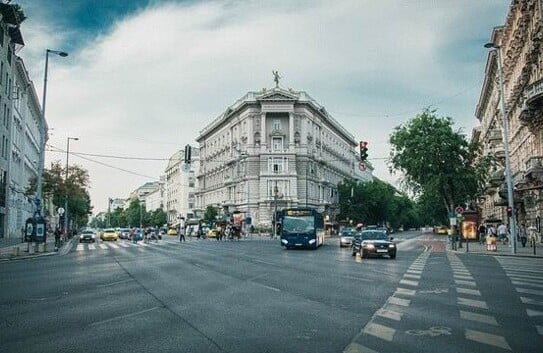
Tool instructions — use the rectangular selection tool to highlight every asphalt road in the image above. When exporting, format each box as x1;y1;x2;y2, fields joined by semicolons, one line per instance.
0;231;541;353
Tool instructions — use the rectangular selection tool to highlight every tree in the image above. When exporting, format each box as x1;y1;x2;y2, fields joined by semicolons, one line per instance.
389;108;493;219
150;208;167;228
204;205;218;222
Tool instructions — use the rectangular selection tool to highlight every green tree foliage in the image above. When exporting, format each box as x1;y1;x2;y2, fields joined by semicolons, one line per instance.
389;109;493;219
150;208;167;227
204;205;218;221
337;178;420;230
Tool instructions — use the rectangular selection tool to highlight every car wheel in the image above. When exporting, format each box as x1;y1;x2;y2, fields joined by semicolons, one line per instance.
390;252;396;259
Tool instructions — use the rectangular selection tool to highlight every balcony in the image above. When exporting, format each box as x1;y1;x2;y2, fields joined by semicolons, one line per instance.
488;168;505;187
525;156;543;182
492;144;505;160
486;129;502;145
525;78;543;108
484;182;496;195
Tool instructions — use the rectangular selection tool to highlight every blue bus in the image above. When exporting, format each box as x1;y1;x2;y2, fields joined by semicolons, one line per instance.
279;208;325;249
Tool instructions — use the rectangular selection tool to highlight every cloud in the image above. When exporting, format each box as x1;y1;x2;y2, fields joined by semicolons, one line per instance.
16;0;510;212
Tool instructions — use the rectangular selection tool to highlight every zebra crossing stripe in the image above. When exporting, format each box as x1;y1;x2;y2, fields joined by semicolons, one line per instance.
99;244;108;250
460;310;498;326
88;244;95;250
76;244;83;251
465;329;511;351
458;297;488;309
517;288;543;296
364;323;395;342
526;308;543;317
520;297;543;306
512;280;543;289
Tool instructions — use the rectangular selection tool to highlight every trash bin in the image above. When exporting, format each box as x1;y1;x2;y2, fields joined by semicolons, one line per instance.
486;235;497;251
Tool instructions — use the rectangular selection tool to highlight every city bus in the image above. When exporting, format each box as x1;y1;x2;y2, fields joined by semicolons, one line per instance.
279;208;325;249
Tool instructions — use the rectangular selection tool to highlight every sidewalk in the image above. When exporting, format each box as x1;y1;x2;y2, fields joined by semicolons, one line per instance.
0;235;73;261
450;239;543;258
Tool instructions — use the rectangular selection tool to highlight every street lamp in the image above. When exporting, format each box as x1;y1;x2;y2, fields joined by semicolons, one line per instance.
484;42;517;254
273;183;279;237
36;49;68;216
64;137;79;236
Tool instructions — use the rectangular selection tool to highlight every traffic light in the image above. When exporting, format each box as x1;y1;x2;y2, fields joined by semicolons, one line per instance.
359;141;368;161
506;206;513;217
184;144;192;164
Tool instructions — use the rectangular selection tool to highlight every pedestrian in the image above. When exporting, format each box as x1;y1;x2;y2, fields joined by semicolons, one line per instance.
179;225;186;242
478;223;487;245
519;223;527;247
54;227;61;249
497;223;508;245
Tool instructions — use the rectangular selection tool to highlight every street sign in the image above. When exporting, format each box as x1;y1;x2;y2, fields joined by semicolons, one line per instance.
454;206;464;215
359;162;366;171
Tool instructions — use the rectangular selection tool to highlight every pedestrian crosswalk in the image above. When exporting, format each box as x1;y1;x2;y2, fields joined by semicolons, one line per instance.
75;240;162;252
497;257;543;337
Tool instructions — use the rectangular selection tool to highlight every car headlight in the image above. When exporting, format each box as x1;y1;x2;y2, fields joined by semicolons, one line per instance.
389;244;395;248
309;239;316;244
281;239;288;245
79;235;83;239
365;243;375;249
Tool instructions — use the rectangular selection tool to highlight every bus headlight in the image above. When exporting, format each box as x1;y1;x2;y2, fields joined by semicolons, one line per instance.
309;239;316;244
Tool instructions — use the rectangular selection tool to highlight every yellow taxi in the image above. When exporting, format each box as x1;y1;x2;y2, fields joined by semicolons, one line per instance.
167;227;178;236
100;228;118;241
433;226;449;235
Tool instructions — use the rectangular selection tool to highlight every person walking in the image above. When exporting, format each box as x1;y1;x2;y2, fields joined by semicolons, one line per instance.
179;225;186;242
478;223;487;245
497;223;509;245
519;223;527;247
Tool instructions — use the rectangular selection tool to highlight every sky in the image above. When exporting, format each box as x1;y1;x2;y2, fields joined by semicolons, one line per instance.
14;0;511;214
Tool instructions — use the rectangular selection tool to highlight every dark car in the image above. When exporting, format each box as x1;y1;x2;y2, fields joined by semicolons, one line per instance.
118;228;131;239
352;230;396;259
339;228;356;247
79;229;96;243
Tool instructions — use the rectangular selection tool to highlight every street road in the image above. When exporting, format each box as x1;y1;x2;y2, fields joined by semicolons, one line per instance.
0;232;541;353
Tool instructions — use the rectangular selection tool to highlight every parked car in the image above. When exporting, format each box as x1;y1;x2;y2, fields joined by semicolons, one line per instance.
433;225;449;235
100;228;118;241
339;227;356;247
167;227;178;236
352;230;396;259
79;229;96;243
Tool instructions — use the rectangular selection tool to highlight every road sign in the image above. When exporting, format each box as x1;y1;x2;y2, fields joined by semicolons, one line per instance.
454;206;464;215
359;162;366;171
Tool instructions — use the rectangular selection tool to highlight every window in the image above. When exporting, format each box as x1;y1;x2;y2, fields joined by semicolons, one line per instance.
268;157;288;174
273;119;281;131
272;137;283;151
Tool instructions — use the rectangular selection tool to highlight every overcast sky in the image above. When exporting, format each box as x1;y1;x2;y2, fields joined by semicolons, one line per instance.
15;0;510;214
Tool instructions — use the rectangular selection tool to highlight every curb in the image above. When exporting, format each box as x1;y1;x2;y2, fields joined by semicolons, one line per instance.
450;249;543;258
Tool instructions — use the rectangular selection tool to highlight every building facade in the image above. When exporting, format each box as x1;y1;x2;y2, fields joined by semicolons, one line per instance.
195;85;372;227
164;147;199;224
475;0;543;231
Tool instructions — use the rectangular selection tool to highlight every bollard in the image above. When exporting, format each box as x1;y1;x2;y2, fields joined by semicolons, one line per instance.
12;246;19;256
466;240;469;253
29;244;34;254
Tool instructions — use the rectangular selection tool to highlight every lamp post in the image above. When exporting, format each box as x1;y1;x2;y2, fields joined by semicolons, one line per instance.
36;49;68;216
273;183;279;237
484;42;517;254
64;137;78;236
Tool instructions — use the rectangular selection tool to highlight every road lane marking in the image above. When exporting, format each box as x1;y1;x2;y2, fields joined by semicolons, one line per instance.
364;323;395;341
465;329;511;351
96;279;134;288
118;242;129;247
509;276;543;283
453;274;473;280
108;243;119;249
88;244;95;250
460;310;498;325
88;306;161;327
76;244;84;251
537;326;543;335
512;281;543;289
403;274;421;280
516;288;543;296
394;288;416;296
99;244;108;249
377;308;403;321
400;279;419;287
458;297;488;309
456;287;481;296
343;342;379;353
388;297;410;307
406;270;422;274
527;309;543;317
454;279;476;287
520;297;543;306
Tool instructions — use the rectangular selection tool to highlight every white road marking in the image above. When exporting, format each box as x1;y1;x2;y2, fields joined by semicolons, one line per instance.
536;325;543;336
460;310;498;325
406;269;422;274
456;287;481;296
99;244;108;250
506;273;543;281
509;276;543;283
88;244;95;250
520;297;543;306
465;329;511;351
400;279;419;287
118;242;129;247
403;274;421;280
517;288;543;296
377;308;403;321
454;279;476;287
512;281;543;289
388;296;410;307
343;342;380;353
96;279;134;288
76;244;84;251
458;297;488;309
108;243;119;249
527;309;543;317
453;274;473;280
364;323;395;342
394;288;416;296
88;306;161;327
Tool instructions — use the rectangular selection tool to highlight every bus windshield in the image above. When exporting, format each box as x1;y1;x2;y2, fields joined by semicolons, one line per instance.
282;216;315;236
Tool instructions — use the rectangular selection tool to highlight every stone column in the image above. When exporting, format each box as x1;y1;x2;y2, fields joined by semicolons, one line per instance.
289;112;295;150
261;112;266;150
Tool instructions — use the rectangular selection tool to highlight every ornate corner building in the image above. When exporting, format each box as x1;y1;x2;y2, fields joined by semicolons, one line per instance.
475;0;543;228
194;86;373;227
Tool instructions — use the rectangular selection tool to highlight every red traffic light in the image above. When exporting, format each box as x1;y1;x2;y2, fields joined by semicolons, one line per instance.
506;206;513;217
359;141;368;161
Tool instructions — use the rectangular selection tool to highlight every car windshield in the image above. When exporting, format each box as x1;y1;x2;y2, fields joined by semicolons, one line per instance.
104;229;115;233
341;228;355;236
81;230;94;235
359;231;388;241
282;216;314;235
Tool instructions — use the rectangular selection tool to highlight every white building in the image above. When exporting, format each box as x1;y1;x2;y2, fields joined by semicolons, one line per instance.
144;175;165;212
165;147;200;224
130;181;161;202
195;85;373;227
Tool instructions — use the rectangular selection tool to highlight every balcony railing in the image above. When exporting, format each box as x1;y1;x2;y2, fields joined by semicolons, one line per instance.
525;156;543;182
488;168;505;187
486;129;502;145
492;144;505;159
526;78;543;107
